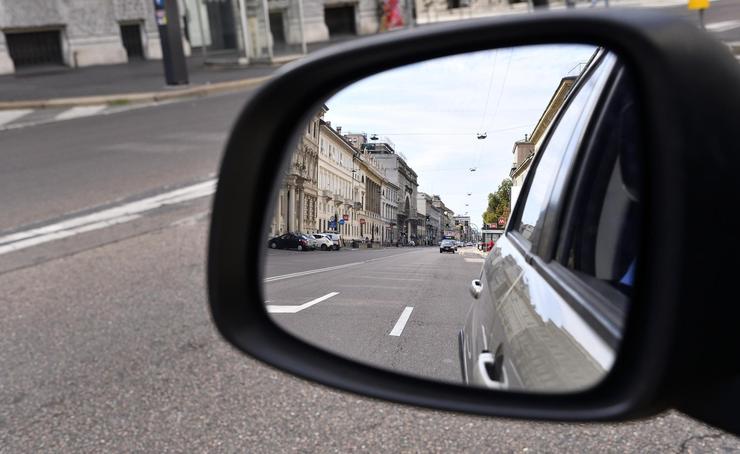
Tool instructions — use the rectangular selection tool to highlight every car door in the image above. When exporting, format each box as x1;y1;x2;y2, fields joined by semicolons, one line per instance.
463;50;634;392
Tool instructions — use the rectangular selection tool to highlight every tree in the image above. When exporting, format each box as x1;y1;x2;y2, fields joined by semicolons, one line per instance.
482;178;512;227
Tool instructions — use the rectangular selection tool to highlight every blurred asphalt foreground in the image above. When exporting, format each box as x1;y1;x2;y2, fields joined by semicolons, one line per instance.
0;0;737;109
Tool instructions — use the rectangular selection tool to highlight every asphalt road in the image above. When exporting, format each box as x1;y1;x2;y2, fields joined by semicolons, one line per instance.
265;246;485;384
1;85;739;450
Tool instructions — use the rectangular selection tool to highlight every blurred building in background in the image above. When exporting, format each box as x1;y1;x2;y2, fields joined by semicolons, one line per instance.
0;0;168;74
0;0;414;75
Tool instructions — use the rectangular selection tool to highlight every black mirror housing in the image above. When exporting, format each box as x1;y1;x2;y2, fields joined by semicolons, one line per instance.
208;10;740;434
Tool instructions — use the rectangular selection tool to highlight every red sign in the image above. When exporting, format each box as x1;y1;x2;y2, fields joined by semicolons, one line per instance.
359;218;366;225
498;217;506;226
342;214;349;221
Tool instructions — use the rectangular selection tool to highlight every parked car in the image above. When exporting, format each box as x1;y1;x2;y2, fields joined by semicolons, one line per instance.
440;239;457;253
311;233;334;251
321;232;342;250
267;233;310;251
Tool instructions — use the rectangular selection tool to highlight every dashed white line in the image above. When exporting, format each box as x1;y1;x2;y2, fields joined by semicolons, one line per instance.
389;306;414;336
0;179;216;255
267;292;339;314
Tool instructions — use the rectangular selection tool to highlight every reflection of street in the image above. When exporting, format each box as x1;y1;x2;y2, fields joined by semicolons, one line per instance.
264;246;486;384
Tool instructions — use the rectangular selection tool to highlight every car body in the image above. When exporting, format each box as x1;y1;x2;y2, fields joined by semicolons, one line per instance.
302;234;318;250
460;49;635;392
311;233;334;251
321;232;342;250
267;233;310;251
440;239;457;253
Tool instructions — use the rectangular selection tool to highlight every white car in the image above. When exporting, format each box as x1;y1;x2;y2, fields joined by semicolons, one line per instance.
311;234;334;251
321;232;342;250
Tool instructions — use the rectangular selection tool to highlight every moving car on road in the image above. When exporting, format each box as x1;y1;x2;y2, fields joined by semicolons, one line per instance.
440;239;457;253
268;233;310;251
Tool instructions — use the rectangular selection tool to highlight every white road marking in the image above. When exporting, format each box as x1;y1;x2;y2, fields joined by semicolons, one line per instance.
54;105;107;121
389;306;414;336
0;179;216;255
266;292;339;314
707;20;740;33
0;109;33;127
464;258;485;263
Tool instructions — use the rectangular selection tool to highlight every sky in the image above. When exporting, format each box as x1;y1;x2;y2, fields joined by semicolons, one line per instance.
323;43;598;228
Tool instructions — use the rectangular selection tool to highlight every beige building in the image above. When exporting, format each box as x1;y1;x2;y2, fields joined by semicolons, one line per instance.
510;75;576;208
317;121;363;242
271;105;326;236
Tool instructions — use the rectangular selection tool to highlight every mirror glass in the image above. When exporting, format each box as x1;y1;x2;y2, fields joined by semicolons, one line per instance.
263;44;640;393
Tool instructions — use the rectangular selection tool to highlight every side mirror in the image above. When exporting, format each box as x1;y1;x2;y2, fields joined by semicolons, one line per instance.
208;10;740;434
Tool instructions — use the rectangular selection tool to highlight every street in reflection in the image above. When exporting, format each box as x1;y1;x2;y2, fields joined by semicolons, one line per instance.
262;44;635;393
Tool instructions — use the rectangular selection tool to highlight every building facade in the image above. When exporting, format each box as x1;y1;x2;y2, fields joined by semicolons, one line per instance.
316;120;361;242
0;0;173;74
271;105;326;236
365;141;419;245
381;179;400;246
416;192;442;245
510;75;576;208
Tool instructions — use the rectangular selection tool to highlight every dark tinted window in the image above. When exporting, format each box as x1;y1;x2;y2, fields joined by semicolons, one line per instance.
562;70;640;295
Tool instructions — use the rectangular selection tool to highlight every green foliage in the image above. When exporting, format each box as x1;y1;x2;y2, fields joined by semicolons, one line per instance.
482;178;512;227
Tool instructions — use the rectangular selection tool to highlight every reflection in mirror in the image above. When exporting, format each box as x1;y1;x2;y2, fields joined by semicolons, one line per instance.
262;44;640;393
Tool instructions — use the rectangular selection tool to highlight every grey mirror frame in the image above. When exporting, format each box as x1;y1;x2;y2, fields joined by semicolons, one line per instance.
208;9;740;432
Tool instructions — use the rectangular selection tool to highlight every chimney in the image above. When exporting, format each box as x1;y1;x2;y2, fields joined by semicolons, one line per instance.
524;133;529;141
337;126;342;133
326;121;331;128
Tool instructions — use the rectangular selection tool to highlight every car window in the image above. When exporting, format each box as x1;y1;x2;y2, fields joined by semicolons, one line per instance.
514;53;617;247
559;70;640;291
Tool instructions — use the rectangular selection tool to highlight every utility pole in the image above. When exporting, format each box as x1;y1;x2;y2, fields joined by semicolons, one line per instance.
237;0;252;64
152;0;189;85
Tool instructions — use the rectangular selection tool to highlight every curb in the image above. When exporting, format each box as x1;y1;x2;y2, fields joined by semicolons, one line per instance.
0;75;272;111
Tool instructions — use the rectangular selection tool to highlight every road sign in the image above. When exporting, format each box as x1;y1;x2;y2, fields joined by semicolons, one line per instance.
688;0;709;10
342;214;349;221
359;218;366;224
498;217;506;226
339;219;345;225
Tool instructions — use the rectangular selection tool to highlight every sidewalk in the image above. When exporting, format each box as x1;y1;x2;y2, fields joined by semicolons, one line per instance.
1;4;736;109
0;54;283;109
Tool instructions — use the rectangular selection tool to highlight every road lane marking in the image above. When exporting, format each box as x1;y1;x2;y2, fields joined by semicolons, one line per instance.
54;105;107;121
389;306;414;336
464;258;485;263
0;179;216;255
0;109;33;127
263;250;422;282
267;292;339;314
707;20;740;33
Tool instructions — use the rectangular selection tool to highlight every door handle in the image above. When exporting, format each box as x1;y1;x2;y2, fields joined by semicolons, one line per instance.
469;279;482;299
476;352;508;389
